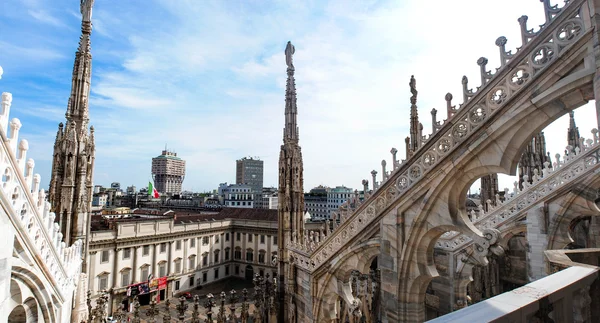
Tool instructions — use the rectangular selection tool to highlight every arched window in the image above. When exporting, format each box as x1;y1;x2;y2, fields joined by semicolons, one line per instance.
158;261;167;277
189;255;197;270
202;252;209;266
174;258;182;273
97;272;109;291
214;249;220;263
246;248;254;262
234;247;241;260
140;264;150;282
120;268;132;287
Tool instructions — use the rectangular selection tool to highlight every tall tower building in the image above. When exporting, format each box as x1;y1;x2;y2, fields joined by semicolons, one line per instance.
48;0;96;273
236;157;264;197
278;41;305;322
151;150;186;195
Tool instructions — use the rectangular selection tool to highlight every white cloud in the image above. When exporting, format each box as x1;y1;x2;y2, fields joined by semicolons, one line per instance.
5;0;596;194
28;9;64;27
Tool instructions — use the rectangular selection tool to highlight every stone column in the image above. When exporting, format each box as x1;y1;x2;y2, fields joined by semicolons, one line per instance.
89;251;97;294
380;211;401;322
242;233;247;264
112;249;120;289
209;235;213;265
151;244;157;279
167;241;173;276
183;239;188;273
196;237;201;267
110;248;122;315
526;205;548;281
220;233;224;265
254;234;259;265
131;247;138;283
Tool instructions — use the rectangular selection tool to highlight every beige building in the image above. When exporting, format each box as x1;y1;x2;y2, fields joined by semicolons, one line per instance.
88;208;278;313
151;150;186;195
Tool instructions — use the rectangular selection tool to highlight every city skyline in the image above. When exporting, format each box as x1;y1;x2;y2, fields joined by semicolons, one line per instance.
1;0;597;192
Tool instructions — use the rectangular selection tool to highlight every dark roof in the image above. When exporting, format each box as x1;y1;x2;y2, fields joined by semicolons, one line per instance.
90;208;277;231
173;208;277;224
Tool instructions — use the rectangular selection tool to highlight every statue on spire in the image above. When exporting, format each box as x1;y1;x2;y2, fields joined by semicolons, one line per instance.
409;75;418;104
285;41;295;69
81;0;94;22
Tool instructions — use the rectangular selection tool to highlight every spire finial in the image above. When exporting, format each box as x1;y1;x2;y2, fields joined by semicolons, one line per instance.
283;41;299;143
409;75;418;104
80;0;94;23
285;41;295;69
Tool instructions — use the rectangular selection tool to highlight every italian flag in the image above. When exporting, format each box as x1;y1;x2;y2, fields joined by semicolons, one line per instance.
149;182;160;198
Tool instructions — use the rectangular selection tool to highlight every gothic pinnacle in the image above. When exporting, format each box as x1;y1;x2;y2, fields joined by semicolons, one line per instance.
283;41;299;143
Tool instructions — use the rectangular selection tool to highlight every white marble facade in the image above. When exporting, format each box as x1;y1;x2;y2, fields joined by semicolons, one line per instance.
88;211;279;313
0;67;86;323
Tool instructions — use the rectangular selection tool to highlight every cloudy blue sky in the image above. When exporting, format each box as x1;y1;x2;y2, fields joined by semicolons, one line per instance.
0;0;597;193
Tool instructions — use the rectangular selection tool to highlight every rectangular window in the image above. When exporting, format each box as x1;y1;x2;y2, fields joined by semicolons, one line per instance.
246;251;253;262
260;235;265;244
176;240;182;250
225;250;230;260
215;235;220;244
122;271;130;287
160;243;166;253
202;237;209;245
273;236;278;245
99;276;108;291
225;265;230;276
236;232;240;241
100;250;109;263
175;280;180;291
142;245;149;256
190;276;194;287
234;250;241;260
214;268;219;279
203;272;207;283
141;267;149;282
225;233;230;241
214;252;219;263
203;254;208;266
248;234;253;242
123;248;131;260
259;253;265;264
190;238;196;248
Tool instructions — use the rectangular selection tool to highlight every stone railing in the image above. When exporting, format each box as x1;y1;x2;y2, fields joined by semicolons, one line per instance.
431;248;600;322
288;0;588;272
436;128;600;251
1;66;82;296
428;264;598;322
